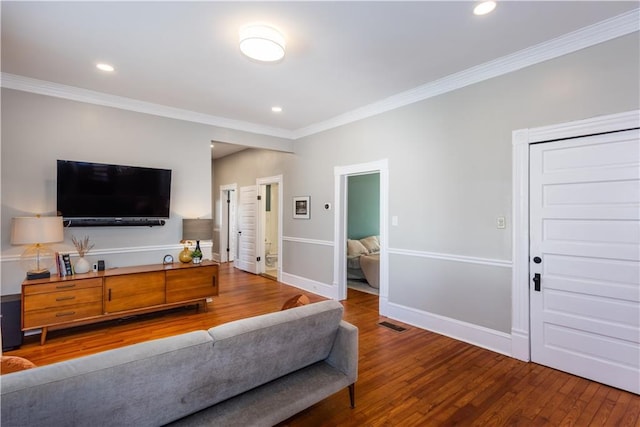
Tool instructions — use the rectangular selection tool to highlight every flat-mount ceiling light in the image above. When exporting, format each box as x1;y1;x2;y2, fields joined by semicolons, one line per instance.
96;63;115;72
271;106;283;113
239;24;285;62
474;1;497;16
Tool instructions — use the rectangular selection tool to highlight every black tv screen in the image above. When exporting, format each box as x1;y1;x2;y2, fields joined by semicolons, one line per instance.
57;160;172;219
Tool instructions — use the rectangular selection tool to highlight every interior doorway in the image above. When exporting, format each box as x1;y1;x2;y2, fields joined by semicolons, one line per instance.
257;175;283;281
334;159;389;316
346;173;381;297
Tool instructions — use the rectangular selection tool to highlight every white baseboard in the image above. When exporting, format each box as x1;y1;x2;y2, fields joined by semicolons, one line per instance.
510;328;530;361
384;301;513;357
281;271;512;356
280;272;340;300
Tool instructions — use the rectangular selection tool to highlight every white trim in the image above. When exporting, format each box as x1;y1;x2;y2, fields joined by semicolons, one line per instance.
528;110;640;143
385;301;512;357
2;9;637;141
282;236;333;247
389;248;512;269
280;271;340;300
0;242;213;263
511;109;640;361
293;9;640;139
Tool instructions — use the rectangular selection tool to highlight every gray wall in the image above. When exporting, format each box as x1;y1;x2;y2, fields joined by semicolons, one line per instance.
348;173;380;240
213;34;639;334
0;89;291;295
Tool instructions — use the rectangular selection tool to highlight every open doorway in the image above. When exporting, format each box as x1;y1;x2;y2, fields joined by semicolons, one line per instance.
257;175;283;281
346;173;380;296
334;159;389;315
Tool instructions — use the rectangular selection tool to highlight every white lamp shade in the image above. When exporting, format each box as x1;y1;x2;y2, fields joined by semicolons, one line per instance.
182;219;213;241
11;216;64;245
239;24;285;62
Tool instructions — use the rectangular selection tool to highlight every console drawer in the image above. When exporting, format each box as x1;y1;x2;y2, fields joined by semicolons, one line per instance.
23;301;103;328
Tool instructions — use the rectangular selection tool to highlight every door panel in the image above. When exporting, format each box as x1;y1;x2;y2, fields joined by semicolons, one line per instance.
236;185;257;274
530;128;640;394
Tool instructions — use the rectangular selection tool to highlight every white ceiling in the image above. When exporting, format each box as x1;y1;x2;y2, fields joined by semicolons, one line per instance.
2;1;638;158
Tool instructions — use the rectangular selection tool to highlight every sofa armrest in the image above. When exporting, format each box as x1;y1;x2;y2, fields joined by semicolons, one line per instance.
325;320;358;384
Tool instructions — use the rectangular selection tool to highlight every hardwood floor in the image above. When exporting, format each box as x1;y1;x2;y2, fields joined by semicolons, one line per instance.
4;263;639;426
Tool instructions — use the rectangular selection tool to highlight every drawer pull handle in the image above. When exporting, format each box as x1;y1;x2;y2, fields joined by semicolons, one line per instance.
56;296;76;302
212;276;216;287
56;311;76;317
56;284;76;289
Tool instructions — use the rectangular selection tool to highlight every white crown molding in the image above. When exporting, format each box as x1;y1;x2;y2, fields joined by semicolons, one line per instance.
1;9;637;141
0;73;296;140
293;8;640;139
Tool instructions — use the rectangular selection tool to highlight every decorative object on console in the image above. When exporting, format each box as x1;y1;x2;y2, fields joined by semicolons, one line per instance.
182;218;213;264
163;254;174;265
71;235;94;274
178;240;193;263
11;216;64;280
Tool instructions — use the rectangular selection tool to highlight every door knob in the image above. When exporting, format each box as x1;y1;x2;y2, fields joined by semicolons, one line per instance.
533;256;542;264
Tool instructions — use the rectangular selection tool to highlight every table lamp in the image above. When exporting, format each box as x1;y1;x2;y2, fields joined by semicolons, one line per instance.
11;216;64;280
182;219;213;264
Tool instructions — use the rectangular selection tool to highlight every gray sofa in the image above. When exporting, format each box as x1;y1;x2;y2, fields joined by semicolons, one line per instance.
1;300;358;427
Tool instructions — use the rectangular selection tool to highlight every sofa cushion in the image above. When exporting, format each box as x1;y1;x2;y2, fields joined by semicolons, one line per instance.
189;300;344;407
1;331;215;427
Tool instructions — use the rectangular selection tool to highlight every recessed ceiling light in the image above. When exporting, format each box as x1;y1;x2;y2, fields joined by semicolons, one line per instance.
271;106;283;113
474;1;497;16
96;63;115;72
239;24;285;62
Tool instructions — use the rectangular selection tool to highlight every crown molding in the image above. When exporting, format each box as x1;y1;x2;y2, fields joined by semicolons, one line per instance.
1;9;637;141
292;8;640;139
0;73;296;140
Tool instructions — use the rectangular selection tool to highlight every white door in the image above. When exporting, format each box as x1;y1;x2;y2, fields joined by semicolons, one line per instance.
236;185;257;274
530;129;640;394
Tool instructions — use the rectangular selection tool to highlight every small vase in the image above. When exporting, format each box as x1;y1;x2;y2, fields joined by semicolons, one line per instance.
178;246;192;263
74;257;91;274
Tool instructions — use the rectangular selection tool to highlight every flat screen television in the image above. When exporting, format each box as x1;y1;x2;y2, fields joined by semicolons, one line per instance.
57;160;172;225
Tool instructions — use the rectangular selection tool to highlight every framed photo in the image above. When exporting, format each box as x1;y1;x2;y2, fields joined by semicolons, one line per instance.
293;196;310;219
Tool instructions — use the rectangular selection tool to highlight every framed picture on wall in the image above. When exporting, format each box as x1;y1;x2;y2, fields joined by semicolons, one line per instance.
293;196;310;219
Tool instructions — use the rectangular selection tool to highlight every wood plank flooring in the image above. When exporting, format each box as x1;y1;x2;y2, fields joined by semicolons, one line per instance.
4;263;638;426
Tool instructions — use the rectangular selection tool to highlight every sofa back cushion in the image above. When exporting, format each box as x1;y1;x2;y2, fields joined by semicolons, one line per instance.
1;331;216;427
196;300;344;405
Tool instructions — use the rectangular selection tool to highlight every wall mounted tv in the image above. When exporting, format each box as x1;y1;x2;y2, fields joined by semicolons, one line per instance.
57;160;172;227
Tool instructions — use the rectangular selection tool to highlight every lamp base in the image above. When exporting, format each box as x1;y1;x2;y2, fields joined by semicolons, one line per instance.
26;270;51;280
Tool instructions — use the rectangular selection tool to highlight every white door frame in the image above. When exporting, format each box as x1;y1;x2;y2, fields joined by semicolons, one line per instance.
256;175;283;279
219;183;237;263
511;109;640;361
334;159;389;314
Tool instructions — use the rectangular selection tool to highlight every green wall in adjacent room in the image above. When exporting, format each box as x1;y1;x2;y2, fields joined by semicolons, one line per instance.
348;173;380;240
